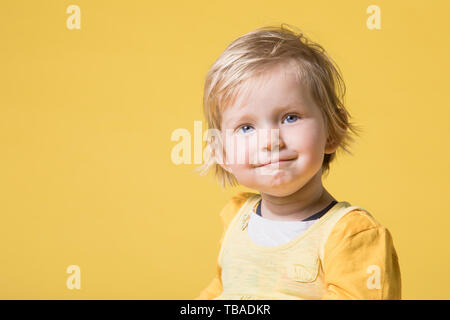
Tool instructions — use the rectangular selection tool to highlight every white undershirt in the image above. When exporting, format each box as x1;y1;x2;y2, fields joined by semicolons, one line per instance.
247;210;318;247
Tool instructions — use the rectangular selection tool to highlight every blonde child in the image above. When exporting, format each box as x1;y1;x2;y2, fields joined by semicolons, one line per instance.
195;24;401;300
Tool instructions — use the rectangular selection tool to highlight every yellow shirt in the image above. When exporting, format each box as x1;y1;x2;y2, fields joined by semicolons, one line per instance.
195;192;401;300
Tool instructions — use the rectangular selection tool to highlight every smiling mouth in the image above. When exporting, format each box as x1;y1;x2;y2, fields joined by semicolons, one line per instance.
257;158;296;167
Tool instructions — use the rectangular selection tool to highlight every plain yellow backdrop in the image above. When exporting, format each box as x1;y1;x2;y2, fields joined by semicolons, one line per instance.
1;0;449;299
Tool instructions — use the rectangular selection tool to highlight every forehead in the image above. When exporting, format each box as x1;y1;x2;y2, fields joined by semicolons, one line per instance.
221;63;317;125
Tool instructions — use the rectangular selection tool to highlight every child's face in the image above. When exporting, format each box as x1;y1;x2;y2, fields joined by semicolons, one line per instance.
218;62;337;197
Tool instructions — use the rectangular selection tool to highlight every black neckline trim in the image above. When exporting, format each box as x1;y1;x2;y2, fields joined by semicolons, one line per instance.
255;199;338;221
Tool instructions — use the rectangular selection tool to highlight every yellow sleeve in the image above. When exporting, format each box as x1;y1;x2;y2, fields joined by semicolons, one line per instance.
321;210;401;300
194;192;256;300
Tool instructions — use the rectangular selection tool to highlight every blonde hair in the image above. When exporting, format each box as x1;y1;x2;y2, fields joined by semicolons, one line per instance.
196;23;363;189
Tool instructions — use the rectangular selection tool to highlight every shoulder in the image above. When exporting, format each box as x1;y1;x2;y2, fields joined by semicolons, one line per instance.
329;207;383;239
219;192;258;228
324;206;395;253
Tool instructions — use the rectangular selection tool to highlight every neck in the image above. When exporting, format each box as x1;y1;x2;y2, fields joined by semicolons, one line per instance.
259;169;336;221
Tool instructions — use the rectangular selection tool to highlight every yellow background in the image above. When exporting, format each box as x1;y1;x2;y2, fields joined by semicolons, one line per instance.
1;0;449;299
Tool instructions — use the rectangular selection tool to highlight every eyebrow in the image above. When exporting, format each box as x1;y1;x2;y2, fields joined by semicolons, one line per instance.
225;114;255;128
224;104;302;127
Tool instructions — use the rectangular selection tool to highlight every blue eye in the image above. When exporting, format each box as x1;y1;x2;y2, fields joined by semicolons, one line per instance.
237;125;254;134
283;114;299;124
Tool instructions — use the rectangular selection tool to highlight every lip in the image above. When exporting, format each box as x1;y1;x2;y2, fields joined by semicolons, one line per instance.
258;158;296;167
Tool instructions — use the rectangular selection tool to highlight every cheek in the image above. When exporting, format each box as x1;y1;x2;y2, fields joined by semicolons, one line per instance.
223;135;256;166
284;125;325;152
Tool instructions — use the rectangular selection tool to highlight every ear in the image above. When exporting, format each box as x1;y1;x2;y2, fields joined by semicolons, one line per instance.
324;135;340;154
324;108;347;154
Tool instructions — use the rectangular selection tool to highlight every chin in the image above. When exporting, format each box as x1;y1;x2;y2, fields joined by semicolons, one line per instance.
256;181;299;197
238;170;304;196
258;174;310;197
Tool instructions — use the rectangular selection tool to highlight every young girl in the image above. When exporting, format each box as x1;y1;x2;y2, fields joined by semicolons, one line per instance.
195;24;401;300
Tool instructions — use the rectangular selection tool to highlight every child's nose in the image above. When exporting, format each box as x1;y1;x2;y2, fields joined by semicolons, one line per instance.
259;128;285;151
